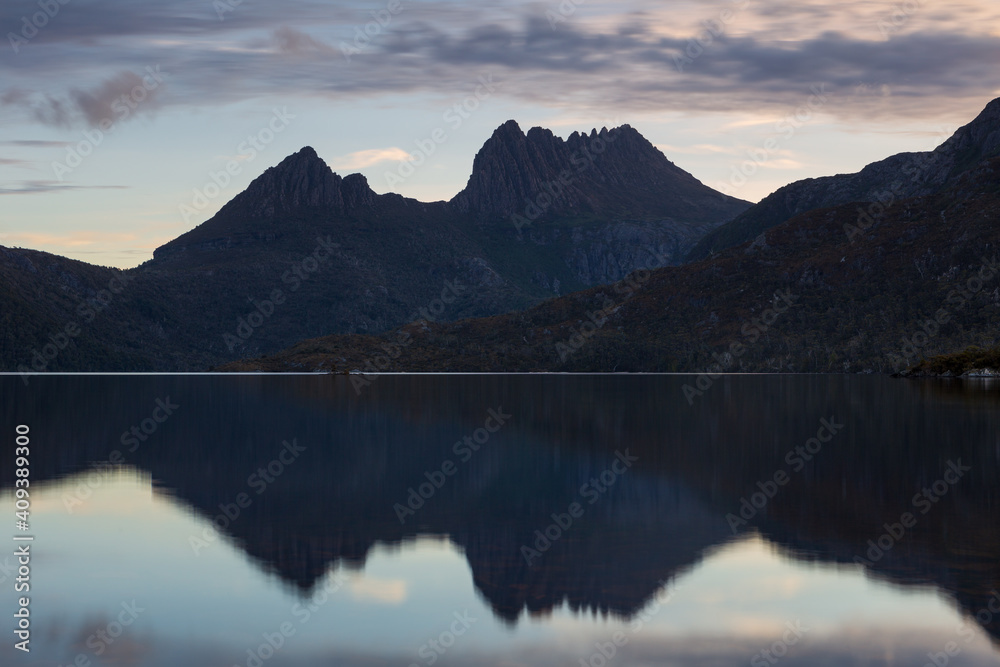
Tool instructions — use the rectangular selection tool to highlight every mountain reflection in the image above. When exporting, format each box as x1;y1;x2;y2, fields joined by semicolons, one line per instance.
2;374;999;647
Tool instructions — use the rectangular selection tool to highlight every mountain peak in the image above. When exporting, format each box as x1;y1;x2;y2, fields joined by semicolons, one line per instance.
935;96;1000;176
495;119;524;137
451;121;748;222
212;147;374;221
265;146;325;175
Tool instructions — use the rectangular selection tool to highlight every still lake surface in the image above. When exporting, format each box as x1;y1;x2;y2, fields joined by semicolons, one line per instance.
2;374;999;666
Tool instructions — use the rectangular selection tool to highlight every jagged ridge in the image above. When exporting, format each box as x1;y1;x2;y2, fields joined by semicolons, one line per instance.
451;120;750;224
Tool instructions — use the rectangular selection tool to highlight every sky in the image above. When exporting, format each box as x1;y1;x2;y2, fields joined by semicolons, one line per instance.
1;0;1000;268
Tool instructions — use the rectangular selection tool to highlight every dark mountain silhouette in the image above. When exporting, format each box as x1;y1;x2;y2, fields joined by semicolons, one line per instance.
687;96;1000;261
452;121;748;224
234;154;1000;373
3;374;999;646
0;122;748;372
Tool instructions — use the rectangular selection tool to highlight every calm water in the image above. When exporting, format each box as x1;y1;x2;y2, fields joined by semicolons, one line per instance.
2;374;999;666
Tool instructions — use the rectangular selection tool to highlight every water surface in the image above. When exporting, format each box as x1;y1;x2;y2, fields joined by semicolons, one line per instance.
2;374;999;665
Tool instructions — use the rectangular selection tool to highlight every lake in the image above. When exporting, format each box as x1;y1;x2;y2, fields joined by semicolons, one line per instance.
2;374;999;666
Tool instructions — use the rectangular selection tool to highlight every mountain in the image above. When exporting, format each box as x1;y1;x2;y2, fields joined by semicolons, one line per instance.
0;247;144;371
687;97;1000;261
452;121;748;224
224;154;1000;374
0;123;748;372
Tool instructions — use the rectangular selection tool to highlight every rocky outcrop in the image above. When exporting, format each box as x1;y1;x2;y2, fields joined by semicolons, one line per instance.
153;147;379;260
212;146;376;220
451;120;750;225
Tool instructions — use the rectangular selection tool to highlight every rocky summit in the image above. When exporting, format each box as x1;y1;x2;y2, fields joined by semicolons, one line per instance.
451;120;749;225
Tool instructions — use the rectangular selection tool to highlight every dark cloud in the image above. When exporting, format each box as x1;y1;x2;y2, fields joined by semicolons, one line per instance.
0;181;129;195
0;140;73;147
70;71;164;127
272;26;338;56
0;2;998;120
0;0;382;44
3;71;164;128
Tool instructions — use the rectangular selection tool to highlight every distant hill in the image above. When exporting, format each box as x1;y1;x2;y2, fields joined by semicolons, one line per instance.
0;122;748;372
687;97;1000;261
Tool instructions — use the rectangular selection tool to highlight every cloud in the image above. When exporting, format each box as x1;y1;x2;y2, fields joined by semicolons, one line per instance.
3;230;138;247
329;147;412;170
272;26;338;56
657;144;738;156
0;2;998;124
0;140;73;148
3;71;164;129
71;71;163;128
0;181;129;195
348;577;408;604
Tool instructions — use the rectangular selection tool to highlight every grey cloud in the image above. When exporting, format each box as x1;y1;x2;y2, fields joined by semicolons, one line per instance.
0;140;72;147
70;71;163;127
0;0;406;45
1;3;998;121
3;71;164;129
0;181;129;195
272;26;339;56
